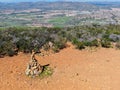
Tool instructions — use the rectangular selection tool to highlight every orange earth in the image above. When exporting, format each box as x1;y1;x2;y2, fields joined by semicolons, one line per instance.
0;43;120;90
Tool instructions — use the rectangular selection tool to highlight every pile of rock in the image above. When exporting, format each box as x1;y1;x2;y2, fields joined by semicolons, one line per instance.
25;52;43;77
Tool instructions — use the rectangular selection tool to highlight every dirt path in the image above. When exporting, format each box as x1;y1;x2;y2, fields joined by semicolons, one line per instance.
0;43;120;90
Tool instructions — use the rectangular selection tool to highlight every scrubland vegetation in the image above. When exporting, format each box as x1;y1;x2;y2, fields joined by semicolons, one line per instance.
1;24;120;57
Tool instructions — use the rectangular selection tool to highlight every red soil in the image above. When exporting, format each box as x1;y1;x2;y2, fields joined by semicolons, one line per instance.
0;43;120;90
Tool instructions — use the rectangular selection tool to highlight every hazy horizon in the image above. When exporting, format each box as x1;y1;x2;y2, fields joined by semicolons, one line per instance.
0;0;120;3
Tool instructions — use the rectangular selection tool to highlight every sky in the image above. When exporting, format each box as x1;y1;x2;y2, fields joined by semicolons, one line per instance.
0;0;120;3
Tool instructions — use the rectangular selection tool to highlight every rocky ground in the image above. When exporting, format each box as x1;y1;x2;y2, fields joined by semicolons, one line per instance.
0;43;120;90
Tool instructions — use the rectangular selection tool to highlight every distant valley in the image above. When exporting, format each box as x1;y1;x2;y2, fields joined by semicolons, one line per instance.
0;2;120;27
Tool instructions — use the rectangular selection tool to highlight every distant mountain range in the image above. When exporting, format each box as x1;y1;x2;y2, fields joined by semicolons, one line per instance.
0;1;120;11
0;2;99;11
1;0;120;3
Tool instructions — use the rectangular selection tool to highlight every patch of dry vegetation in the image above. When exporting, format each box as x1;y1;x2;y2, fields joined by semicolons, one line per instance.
1;24;120;57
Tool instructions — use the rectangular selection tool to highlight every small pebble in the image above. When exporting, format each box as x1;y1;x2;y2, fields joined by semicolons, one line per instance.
10;71;13;73
76;73;79;76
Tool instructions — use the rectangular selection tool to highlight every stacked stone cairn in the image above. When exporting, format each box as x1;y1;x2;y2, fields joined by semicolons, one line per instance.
25;52;43;77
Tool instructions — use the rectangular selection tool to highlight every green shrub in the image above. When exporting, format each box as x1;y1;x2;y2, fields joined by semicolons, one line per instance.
72;38;85;50
39;66;53;79
7;50;16;57
84;39;99;47
101;39;111;48
72;38;79;45
76;42;85;50
52;38;67;52
0;41;17;56
90;39;99;47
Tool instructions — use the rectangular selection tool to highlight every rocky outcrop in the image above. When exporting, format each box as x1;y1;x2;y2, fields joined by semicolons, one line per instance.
25;52;43;77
